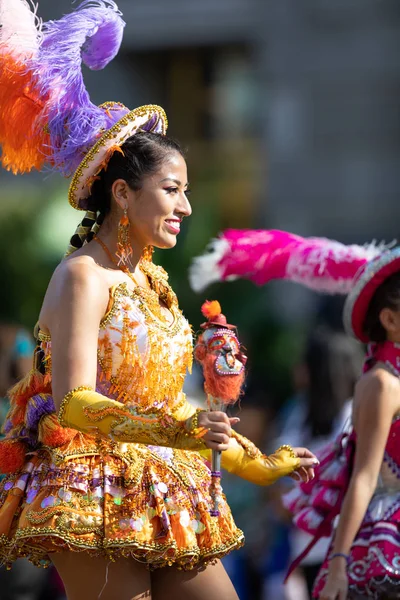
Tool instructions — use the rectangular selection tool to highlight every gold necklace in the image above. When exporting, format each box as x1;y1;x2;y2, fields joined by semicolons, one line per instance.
93;236;176;324
94;235;149;289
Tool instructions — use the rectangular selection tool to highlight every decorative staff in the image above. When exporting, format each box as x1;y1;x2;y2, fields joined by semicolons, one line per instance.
194;301;247;516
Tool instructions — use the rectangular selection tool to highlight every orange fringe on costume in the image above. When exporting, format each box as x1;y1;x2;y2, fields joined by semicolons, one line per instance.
9;405;25;427
37;414;77;448
0;369;56;473
0;55;49;173
0;438;27;473
8;369;49;407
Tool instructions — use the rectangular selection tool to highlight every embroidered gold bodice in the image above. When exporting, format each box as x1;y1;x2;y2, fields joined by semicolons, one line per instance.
38;265;194;419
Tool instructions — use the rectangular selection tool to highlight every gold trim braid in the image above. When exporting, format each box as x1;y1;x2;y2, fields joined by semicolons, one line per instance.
57;386;208;450
275;444;298;460
184;408;208;439
68;105;168;210
58;386;94;427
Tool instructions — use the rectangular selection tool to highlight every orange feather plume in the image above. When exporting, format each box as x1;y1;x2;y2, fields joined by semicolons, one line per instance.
38;414;78;448
201;300;222;320
0;55;50;173
9;405;25;427
8;369;49;408
0;439;27;473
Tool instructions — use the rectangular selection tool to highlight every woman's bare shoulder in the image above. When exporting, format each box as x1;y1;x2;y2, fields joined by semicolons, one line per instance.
354;365;400;418
356;366;400;395
39;255;110;330
47;255;108;296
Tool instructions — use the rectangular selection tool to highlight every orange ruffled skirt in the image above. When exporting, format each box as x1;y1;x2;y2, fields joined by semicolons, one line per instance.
0;433;244;569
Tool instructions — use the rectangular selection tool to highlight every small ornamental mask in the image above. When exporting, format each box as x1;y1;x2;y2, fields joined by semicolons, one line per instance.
194;301;246;403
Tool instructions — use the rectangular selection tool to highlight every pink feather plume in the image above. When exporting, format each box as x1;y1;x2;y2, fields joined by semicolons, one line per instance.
190;229;392;294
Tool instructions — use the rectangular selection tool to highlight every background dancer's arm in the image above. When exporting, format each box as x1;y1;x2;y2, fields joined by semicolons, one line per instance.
320;369;400;600
42;260;233;451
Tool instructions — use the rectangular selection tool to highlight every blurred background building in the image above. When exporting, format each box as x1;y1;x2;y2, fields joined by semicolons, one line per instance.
37;0;400;241
1;1;399;598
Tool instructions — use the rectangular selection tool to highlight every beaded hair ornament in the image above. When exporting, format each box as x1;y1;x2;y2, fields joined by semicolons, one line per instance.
0;0;167;238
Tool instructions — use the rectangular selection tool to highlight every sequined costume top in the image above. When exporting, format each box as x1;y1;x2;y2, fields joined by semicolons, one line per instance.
0;262;298;569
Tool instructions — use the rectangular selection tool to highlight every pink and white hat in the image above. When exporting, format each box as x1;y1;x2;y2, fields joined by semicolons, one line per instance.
343;248;400;342
190;229;397;342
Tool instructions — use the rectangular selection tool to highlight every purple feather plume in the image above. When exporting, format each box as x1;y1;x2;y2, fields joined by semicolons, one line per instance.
33;0;126;175
25;393;56;430
18;426;38;449
2;417;13;435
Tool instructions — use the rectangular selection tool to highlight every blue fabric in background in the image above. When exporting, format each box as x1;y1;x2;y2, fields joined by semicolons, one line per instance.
14;330;35;358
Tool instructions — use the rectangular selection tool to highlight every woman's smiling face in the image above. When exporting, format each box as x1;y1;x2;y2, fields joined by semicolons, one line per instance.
120;151;192;250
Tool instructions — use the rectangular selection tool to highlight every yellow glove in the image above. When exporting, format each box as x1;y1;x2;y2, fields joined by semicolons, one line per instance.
201;431;300;485
58;386;207;450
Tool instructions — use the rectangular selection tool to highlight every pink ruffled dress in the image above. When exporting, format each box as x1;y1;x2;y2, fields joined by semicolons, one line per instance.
285;418;400;598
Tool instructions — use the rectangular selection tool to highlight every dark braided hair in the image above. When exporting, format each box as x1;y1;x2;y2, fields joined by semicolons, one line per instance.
363;272;400;342
66;131;184;255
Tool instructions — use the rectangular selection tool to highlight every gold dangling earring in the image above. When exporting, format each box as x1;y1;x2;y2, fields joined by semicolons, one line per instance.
116;208;133;266
142;245;154;263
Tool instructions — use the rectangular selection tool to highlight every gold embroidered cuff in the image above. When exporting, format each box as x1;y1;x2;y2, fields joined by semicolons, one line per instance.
275;444;298;460
231;430;260;459
200;435;300;485
184;408;208;439
58;386;93;427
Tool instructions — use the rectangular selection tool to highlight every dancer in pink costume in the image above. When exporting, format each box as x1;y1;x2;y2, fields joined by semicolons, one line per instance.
192;230;400;599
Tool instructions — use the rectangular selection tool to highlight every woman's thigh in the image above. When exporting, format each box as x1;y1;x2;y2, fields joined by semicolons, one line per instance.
50;552;151;600
151;559;239;600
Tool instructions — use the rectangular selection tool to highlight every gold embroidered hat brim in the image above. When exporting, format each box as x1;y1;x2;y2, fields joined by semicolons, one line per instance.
68;104;168;211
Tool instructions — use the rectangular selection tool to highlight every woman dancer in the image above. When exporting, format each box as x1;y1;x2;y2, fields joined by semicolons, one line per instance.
0;4;316;599
192;229;400;598
314;255;400;600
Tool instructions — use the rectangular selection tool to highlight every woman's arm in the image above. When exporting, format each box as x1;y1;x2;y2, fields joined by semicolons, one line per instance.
43;259;231;451
320;369;400;600
42;258;109;405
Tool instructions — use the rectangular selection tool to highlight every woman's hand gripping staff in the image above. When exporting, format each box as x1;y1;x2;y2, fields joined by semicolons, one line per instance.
194;301;247;516
194;301;319;517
